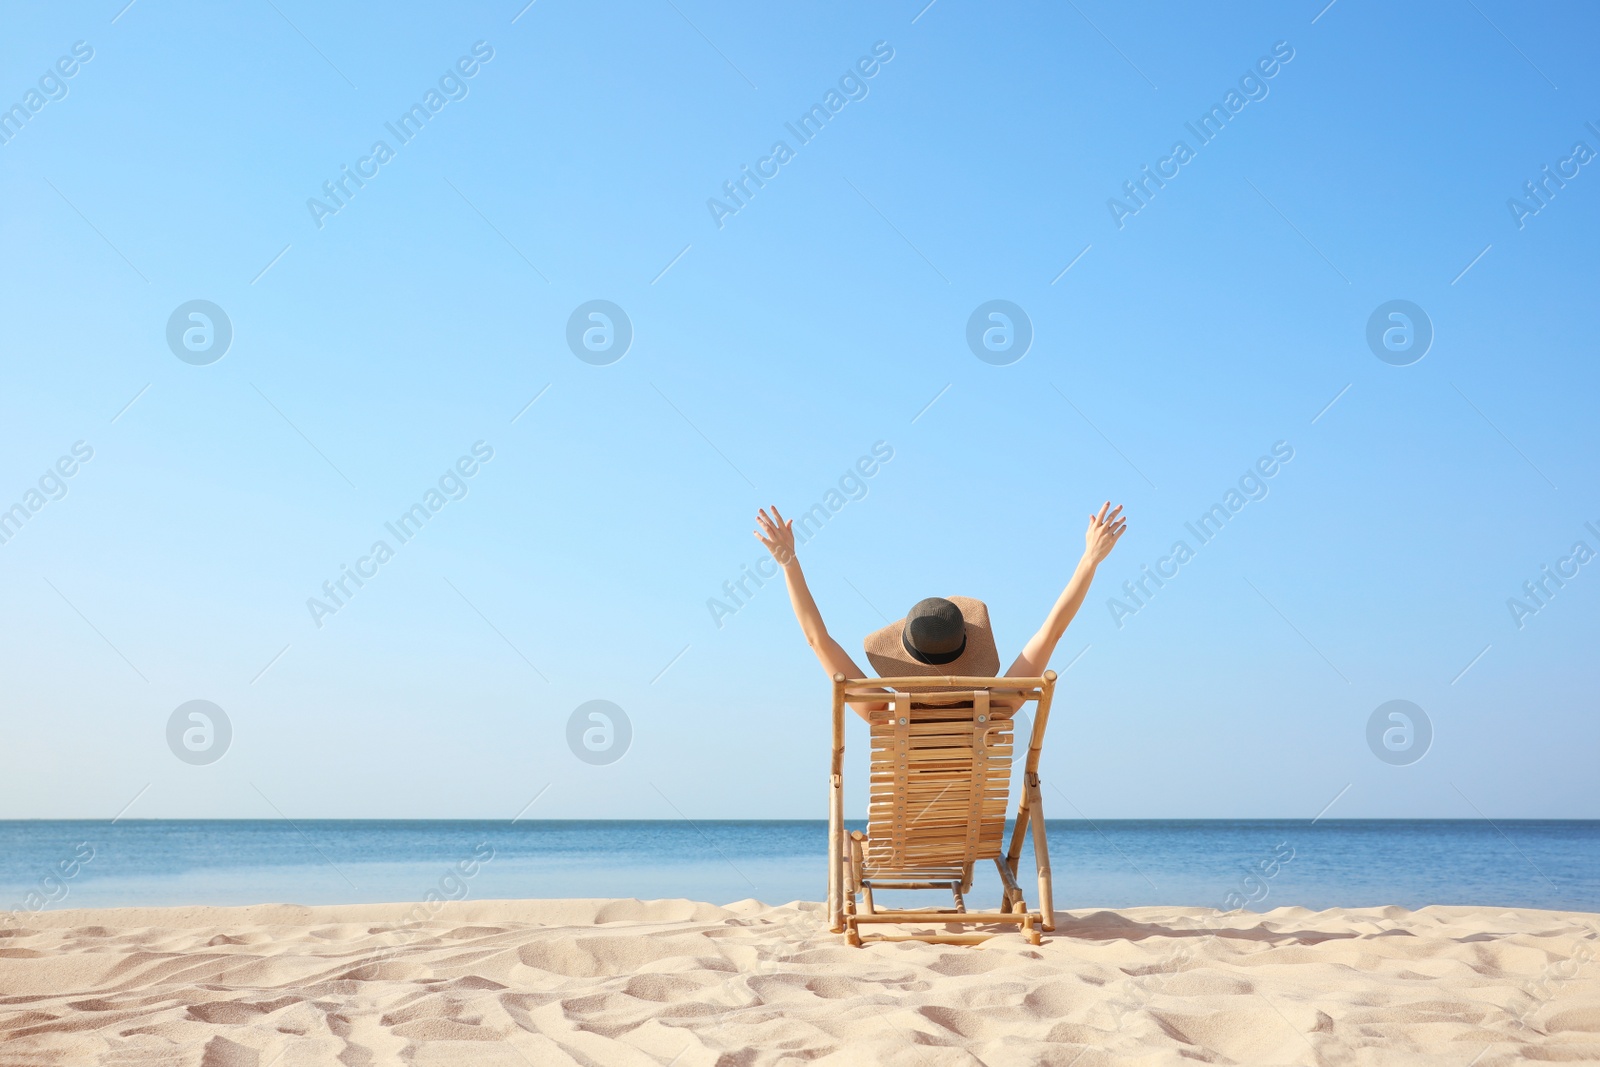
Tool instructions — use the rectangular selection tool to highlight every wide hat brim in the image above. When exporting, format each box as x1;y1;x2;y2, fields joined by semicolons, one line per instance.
863;595;1000;678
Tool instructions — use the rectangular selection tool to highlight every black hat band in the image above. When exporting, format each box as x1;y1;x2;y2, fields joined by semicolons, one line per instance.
902;629;967;665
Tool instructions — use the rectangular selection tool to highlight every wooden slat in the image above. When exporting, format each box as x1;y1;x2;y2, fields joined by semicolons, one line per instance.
861;872;966;880
843;674;1049;689
849;910;1032;923
875;721;1014;730
855;933;1013;945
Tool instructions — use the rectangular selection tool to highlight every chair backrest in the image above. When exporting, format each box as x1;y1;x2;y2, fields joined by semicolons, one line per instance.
837;677;1054;874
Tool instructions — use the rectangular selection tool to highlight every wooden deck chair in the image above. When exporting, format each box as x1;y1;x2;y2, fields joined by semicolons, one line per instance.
827;670;1058;946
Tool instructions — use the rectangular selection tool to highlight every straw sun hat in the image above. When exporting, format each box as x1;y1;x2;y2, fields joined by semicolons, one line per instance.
863;596;1000;678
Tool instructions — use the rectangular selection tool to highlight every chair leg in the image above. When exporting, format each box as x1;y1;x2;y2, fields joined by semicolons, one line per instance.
841;849;856;922
951;885;966;913
841;830;854;908
828;772;844;933
848;832;873;915
994;855;1026;915
1005;788;1032;882
1027;776;1055;931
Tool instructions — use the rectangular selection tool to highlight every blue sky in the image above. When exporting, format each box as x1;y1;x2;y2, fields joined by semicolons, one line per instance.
1;0;1595;822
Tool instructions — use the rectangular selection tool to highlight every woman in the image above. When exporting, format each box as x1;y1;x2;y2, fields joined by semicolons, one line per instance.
753;501;1127;719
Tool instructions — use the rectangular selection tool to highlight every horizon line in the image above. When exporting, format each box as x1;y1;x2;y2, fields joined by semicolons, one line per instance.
6;825;1593;831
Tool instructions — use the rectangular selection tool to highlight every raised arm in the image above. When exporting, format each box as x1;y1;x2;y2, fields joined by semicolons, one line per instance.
755;506;883;720
1004;502;1126;678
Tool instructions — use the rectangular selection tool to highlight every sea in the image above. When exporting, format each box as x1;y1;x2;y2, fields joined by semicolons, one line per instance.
2;820;1596;916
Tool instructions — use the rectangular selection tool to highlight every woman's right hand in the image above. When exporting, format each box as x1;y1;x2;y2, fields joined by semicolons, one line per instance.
1084;501;1127;564
754;506;797;567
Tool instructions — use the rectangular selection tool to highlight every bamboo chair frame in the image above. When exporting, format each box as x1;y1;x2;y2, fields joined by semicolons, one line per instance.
828;670;1058;947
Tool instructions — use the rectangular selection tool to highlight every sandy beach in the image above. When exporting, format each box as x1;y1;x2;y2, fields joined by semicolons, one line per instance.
1;899;1596;1065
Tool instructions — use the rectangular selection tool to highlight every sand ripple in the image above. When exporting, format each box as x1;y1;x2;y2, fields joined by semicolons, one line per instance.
0;899;1596;1065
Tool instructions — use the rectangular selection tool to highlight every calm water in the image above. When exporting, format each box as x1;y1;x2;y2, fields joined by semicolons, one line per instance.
2;820;1595;916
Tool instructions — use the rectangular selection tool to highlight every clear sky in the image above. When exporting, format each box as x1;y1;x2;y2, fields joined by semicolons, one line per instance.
2;0;1595;822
